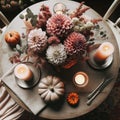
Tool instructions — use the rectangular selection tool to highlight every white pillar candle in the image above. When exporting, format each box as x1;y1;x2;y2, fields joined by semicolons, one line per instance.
14;64;33;81
94;42;114;63
73;72;89;87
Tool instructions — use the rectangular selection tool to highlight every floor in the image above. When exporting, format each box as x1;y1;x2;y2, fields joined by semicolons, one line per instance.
0;0;120;28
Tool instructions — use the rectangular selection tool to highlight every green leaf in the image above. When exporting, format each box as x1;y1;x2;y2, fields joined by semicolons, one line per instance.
100;31;104;35
95;24;100;30
30;15;37;26
26;8;34;18
16;44;21;50
21;45;28;52
19;14;24;19
25;14;29;20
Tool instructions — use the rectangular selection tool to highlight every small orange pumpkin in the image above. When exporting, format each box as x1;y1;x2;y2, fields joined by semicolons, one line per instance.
67;92;79;106
5;31;20;46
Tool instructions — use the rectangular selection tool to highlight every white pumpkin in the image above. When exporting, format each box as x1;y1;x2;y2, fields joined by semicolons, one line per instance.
38;75;64;102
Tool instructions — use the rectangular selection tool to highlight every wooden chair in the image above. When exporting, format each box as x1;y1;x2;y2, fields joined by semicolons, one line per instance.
103;0;120;67
103;0;120;31
0;11;9;34
0;12;24;120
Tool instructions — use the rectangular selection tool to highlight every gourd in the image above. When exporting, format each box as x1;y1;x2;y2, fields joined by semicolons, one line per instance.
67;92;79;106
38;75;64;102
5;31;20;46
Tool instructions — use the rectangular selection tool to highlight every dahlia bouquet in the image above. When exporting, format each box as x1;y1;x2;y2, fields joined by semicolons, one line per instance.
13;2;102;68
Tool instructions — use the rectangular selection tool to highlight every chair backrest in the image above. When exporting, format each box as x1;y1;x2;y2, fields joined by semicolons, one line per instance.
103;0;120;67
103;0;120;26
0;11;9;34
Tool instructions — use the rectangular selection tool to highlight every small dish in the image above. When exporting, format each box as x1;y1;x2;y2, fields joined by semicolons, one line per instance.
87;46;113;70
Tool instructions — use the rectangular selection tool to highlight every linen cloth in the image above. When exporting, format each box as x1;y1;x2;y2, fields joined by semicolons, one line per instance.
0;30;24;120
0;82;24;120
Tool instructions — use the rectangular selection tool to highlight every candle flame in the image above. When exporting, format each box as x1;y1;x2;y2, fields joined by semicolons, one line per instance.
103;45;109;51
17;66;26;74
75;74;85;85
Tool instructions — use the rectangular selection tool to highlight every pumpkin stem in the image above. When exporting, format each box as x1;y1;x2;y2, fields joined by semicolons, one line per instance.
49;86;54;92
9;33;13;37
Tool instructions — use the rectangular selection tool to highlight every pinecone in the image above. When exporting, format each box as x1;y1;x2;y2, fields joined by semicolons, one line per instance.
28;28;47;54
46;14;73;37
46;44;67;65
64;32;87;57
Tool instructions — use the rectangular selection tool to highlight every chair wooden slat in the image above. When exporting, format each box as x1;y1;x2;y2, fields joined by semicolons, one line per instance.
103;0;120;20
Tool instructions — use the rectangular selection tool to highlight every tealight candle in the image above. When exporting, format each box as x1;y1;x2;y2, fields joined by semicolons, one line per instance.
53;3;66;14
73;72;89;87
14;63;33;81
94;42;114;64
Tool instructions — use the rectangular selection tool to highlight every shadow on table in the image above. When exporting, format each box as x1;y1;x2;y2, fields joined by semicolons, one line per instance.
19;70;120;120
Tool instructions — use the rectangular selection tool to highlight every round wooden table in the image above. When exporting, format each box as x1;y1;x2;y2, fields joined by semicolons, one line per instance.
0;0;119;119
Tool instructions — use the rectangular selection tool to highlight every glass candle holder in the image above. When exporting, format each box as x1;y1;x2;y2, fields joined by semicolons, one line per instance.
53;3;66;14
73;72;89;88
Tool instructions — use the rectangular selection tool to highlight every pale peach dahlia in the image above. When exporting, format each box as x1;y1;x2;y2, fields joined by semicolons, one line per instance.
28;28;47;54
46;14;73;37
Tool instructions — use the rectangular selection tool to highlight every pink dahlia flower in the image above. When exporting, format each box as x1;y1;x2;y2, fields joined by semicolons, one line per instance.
64;32;87;56
46;14;73;37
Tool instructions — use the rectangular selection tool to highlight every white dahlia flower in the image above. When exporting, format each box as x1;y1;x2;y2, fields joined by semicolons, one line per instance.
46;44;67;65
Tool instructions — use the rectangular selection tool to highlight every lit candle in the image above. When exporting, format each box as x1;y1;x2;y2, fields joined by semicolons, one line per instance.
73;72;89;87
94;42;114;64
14;64;33;81
53;3;66;14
